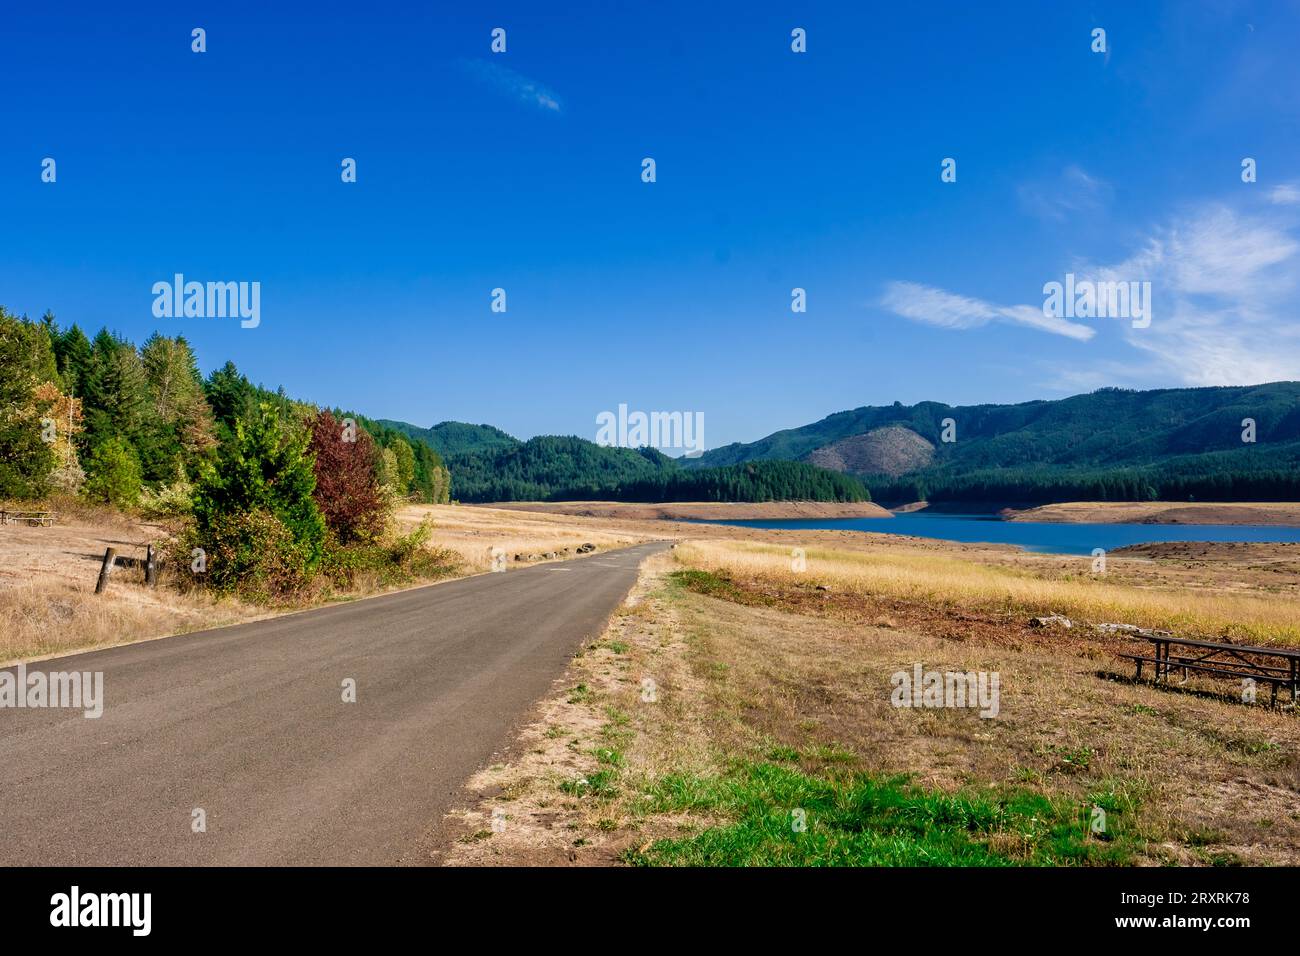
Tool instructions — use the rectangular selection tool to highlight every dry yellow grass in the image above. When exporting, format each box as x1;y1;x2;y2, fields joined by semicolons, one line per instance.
0;577;258;664
0;509;260;663
396;503;655;572
673;539;1300;645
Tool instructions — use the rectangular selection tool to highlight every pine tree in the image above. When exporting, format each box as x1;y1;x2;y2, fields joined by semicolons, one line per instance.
204;360;255;434
82;329;148;454
140;334;216;481
55;324;93;398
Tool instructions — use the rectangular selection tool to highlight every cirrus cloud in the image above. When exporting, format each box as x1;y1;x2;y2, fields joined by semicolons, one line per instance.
881;281;1095;341
461;60;562;113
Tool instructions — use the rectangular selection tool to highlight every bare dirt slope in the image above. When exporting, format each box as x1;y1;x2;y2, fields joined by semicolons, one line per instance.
1006;501;1300;526
804;425;934;477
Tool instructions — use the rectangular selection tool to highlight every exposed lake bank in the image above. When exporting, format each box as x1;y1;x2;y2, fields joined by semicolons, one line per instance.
478;498;1300;528
1002;500;1300;526
477;500;894;520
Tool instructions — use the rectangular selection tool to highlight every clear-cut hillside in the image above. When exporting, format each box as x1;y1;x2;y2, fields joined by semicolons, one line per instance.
805;426;935;477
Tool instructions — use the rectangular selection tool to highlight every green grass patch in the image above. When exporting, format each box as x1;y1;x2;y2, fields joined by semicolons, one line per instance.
1039;744;1096;774
604;707;632;727
670;569;752;603
560;769;620;799
624;762;1137;867
766;746;801;763
566;683;594;704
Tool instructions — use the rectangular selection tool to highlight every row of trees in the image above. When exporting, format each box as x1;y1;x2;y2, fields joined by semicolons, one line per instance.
617;460;871;503
445;436;679;501
867;461;1300;506
1;307;454;600
444;436;870;503
0;308;450;510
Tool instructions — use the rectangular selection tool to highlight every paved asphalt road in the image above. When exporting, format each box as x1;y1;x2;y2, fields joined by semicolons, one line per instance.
0;541;669;865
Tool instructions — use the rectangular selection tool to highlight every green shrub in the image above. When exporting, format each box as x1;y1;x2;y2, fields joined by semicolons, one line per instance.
190;403;325;594
83;436;143;507
137;476;193;518
318;518;458;591
178;507;311;600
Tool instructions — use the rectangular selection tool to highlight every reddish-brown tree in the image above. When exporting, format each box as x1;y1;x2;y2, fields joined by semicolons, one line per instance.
308;410;388;543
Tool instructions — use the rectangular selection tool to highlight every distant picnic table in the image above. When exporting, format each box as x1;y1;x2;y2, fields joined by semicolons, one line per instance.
0;509;55;527
1121;634;1300;706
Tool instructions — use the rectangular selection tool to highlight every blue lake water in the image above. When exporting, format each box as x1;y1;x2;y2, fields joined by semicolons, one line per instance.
691;512;1300;555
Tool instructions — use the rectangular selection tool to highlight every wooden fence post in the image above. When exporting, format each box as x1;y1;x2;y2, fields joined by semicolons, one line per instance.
95;547;116;595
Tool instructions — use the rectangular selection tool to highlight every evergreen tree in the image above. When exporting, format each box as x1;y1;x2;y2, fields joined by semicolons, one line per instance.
140;334;216;481
192;402;327;577
55;324;93;398
82;329;149;455
83;435;143;506
204;360;256;434
0;308;58;497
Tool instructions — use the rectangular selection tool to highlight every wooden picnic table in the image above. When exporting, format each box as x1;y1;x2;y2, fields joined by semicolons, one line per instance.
0;509;55;527
1122;634;1300;705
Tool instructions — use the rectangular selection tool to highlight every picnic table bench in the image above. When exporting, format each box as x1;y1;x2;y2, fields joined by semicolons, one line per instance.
0;509;55;527
1120;634;1300;706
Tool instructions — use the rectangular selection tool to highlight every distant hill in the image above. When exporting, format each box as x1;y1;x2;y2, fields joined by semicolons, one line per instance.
444;435;678;501
683;384;1300;504
380;422;870;504
377;420;518;459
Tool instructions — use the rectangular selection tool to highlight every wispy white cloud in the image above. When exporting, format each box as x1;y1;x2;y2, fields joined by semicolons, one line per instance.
1088;204;1300;385
1017;165;1112;222
461;60;561;113
881;281;1095;342
884;200;1300;388
1270;182;1300;206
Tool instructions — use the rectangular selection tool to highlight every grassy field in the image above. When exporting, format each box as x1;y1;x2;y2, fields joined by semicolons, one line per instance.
440;537;1300;867
673;538;1300;646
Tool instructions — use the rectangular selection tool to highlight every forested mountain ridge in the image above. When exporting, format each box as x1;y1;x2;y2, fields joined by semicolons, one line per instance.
688;384;1300;470
381;423;872;503
679;384;1300;503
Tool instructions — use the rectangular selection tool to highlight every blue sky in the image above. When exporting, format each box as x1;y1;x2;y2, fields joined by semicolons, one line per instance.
3;0;1299;451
